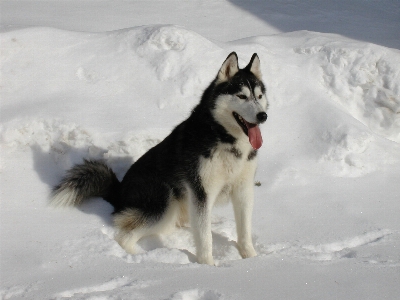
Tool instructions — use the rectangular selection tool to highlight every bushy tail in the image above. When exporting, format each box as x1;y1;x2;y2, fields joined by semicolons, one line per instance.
50;159;120;208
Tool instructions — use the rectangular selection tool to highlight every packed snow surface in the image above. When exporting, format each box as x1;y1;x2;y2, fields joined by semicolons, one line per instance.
1;1;400;299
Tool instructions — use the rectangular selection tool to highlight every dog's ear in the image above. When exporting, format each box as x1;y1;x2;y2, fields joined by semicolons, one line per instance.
245;53;262;80
216;52;239;83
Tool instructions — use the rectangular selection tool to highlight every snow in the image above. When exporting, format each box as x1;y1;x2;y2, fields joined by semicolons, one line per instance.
1;1;400;299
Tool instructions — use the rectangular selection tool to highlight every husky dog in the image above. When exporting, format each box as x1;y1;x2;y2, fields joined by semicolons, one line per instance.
51;52;268;265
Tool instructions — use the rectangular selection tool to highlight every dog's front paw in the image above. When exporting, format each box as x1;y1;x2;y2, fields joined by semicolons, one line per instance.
238;244;257;259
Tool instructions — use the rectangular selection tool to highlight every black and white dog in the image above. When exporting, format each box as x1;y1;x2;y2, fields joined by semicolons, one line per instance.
51;52;268;265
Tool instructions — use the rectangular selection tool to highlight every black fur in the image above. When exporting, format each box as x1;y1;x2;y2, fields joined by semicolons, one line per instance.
226;146;243;159
247;150;258;161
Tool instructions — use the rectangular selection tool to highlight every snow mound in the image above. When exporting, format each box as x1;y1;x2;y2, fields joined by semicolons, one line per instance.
295;40;400;142
228;31;400;177
0;284;37;300
132;25;218;83
319;124;400;177
1;119;167;179
1;23;400;299
0;25;222;122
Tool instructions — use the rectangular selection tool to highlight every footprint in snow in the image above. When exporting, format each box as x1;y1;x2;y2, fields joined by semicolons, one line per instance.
53;276;148;299
260;229;392;262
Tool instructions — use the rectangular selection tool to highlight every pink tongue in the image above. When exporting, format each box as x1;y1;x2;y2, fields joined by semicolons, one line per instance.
247;123;263;150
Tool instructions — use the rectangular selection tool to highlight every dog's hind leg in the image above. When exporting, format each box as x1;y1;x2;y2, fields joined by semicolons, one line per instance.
114;209;148;254
114;201;181;254
115;228;144;254
176;200;189;227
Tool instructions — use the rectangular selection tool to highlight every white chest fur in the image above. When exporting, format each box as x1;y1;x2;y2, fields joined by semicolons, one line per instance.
198;140;257;203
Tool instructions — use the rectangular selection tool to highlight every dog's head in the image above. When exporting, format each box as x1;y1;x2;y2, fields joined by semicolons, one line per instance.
212;52;268;150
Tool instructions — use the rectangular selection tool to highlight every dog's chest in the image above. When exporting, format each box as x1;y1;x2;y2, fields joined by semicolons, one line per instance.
198;142;257;187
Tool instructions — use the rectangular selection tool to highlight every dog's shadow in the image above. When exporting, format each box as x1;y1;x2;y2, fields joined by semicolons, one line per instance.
137;227;241;264
137;232;198;263
31;143;133;226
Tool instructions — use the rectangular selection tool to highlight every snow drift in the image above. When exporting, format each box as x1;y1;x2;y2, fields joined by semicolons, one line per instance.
1;24;400;299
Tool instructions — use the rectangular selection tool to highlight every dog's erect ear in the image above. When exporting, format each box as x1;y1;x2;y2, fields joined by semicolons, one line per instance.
216;52;239;83
245;53;262;80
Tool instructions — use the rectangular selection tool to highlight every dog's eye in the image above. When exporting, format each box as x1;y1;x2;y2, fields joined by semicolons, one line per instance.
237;94;247;100
258;95;263;99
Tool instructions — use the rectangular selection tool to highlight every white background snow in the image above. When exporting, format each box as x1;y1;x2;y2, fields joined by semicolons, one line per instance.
1;1;400;299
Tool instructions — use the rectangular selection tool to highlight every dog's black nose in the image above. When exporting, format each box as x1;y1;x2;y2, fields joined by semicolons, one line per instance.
257;112;268;123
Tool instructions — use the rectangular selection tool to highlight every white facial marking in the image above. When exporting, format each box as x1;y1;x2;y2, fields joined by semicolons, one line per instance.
254;86;268;109
242;86;251;98
236;86;251;100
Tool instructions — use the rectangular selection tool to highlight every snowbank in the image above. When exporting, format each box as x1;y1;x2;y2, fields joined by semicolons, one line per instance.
1;24;400;299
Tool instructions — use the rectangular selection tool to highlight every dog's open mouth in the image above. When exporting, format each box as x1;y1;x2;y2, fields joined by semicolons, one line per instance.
233;112;263;150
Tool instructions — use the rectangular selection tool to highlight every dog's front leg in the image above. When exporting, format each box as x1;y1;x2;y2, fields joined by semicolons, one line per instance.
189;196;214;265
232;180;257;259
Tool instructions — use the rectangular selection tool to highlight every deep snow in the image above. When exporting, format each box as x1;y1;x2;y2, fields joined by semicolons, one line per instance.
1;1;400;299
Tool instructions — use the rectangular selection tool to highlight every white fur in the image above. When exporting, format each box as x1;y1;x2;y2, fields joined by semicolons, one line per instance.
254;86;268;109
249;55;262;80
231;161;257;258
190;139;258;265
115;200;183;254
50;188;79;207
216;53;239;84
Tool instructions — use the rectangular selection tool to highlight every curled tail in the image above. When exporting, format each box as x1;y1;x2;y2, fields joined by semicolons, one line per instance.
51;159;120;208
